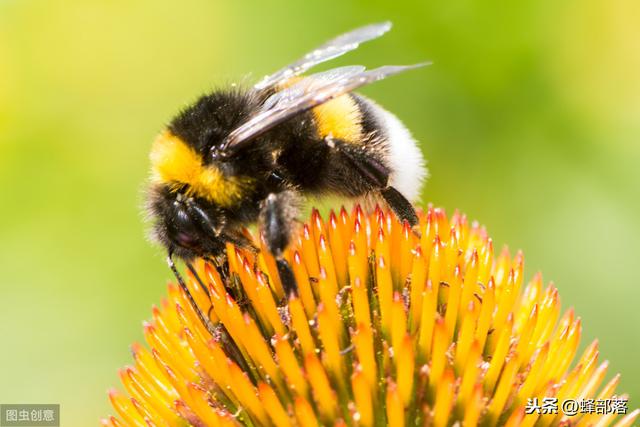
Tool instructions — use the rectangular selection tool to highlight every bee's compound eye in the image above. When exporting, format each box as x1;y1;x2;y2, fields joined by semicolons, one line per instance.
176;232;198;248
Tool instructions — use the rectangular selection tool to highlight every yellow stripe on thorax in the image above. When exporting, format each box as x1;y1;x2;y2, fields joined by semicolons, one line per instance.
149;130;252;207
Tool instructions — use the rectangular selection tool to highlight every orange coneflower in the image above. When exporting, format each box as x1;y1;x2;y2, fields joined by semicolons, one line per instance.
103;205;638;427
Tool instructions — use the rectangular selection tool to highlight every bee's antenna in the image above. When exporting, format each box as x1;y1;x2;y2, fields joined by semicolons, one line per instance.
166;252;217;336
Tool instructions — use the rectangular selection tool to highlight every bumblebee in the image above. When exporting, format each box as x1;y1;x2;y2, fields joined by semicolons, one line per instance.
146;22;428;308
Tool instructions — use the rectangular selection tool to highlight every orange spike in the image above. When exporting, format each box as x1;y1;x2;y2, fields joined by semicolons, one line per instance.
258;382;292;427
300;223;320;277
235;257;267;326
459;249;479;318
396;335;415;406
228;362;269;425
390;292;407;356
352;276;371;329
385;382;404;426
427;236;445;295
317;267;344;343
374;225;391;271
487;354;520;424
531;286;560;348
310;208;326;242
225;243;240;274
444;226;460;275
317;234;339;294
517;342;550;402
444;265;463;343
430;318;449;387
142;323;193;382
454;300;478;373
328;210;348;287
515;304;539;363
108;389;147;427
409;245;427;333
274;334;309;399
433;369;455;427
351;218;369;274
419;207;436;258
187;382;226;427
474;278;495;351
242;314;279;381
294;396;319;427
351;366;373;427
353;323;377;393
389;215;403;283
291;251;317;318
399;220;415;285
317;303;345;382
255;271;286;335
348;240;368;293
257;232;285;299
376;255;393;336
417;280;438;359
130;343;176;402
462;384;484;427
459;340;481;406
338;206;351;243
493;246;511;292
485;313;514;392
305;353;337;419
515;272;543;332
288;296;315;357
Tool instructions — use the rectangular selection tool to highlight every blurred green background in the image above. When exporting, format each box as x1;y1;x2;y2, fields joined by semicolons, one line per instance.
1;0;639;425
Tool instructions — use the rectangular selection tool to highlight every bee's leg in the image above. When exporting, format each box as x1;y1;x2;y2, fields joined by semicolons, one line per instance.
259;191;300;297
331;139;419;229
276;260;297;298
328;137;390;189
167;252;217;336
379;186;420;229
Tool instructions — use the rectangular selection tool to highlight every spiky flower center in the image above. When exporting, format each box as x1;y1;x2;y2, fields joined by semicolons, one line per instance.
104;206;638;427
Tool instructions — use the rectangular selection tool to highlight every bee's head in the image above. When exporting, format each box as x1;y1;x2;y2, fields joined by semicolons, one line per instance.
146;185;227;260
145;90;267;259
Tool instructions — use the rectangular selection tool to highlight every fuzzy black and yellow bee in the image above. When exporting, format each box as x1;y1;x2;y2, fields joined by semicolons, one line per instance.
146;22;428;324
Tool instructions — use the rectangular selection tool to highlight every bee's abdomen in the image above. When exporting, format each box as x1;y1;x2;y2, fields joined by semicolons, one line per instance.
277;92;426;202
353;94;427;201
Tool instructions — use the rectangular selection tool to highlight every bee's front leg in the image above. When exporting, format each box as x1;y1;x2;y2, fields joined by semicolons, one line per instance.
259;191;301;296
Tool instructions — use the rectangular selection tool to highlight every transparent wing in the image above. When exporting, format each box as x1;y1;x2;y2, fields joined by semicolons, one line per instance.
253;22;392;91
261;65;366;111
219;62;430;155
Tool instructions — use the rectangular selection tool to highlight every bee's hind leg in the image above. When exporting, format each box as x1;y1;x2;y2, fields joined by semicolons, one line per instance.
259;191;300;297
379;186;420;230
330;138;419;230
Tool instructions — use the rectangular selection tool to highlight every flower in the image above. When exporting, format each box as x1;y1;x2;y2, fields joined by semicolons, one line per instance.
103;205;638;427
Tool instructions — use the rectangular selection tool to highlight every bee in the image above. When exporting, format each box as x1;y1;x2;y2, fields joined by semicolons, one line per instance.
146;22;428;322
